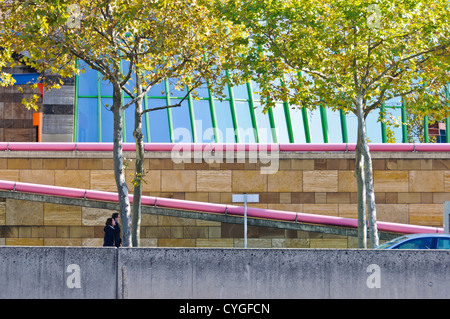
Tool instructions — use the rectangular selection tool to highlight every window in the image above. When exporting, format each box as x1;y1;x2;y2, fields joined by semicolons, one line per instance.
437;238;450;249
394;237;434;249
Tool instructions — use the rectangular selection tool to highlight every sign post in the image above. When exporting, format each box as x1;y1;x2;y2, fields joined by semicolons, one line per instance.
232;193;259;248
444;202;450;234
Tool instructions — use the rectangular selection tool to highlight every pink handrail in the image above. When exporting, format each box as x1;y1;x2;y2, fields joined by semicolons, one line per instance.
0;180;443;234
0;142;450;152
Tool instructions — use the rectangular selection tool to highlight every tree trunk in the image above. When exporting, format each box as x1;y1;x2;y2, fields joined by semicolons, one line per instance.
355;94;379;248
112;84;132;247
355;144;367;248
355;95;367;248
132;73;144;247
363;135;379;248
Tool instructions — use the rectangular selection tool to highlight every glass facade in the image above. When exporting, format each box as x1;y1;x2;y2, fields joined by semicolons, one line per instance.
74;63;450;144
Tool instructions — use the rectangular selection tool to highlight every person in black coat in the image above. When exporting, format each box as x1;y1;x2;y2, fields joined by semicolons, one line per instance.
112;212;122;247
103;218;116;247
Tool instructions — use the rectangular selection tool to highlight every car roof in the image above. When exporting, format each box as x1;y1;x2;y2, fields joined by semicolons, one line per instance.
401;233;450;239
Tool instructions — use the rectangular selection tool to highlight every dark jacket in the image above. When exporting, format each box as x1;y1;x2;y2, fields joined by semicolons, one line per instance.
103;225;115;247
114;222;122;247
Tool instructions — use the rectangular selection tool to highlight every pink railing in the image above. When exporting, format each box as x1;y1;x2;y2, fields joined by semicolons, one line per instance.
1;142;450;152
0;180;443;234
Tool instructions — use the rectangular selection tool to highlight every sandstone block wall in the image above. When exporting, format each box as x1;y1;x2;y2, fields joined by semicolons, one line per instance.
0;151;449;248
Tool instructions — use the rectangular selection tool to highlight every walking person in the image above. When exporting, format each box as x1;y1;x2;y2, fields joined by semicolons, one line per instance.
103;218;116;247
112;212;122;247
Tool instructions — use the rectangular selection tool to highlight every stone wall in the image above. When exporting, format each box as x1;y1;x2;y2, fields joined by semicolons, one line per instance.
0;150;449;247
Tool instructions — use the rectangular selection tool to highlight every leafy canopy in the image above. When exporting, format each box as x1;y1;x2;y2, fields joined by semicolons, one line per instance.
216;0;450;120
0;0;247;106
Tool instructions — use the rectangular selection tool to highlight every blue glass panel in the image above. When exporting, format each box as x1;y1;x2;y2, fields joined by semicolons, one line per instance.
290;107;307;143
254;102;273;143
326;108;344;143
273;104;290;143
191;83;210;98
123;98;135;143
346;112;358;144
147;81;166;97
147;98;171;142
366;108;382;143
77;98;99;142
232;84;249;100
171;100;192;143
250;81;262;101
214;99;235;143
167;78;189;98
193;99;214;143
234;101;256;143
387;107;403;143
309;108;325;143
121;60;136;94
99;75;113;97
78;66;98;96
100;98;114;142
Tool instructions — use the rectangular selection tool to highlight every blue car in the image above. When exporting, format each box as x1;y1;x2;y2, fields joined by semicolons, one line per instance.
376;233;450;249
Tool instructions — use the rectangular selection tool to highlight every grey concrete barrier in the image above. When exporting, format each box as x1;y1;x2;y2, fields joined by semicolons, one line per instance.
1;247;449;299
118;248;450;299
0;247;117;299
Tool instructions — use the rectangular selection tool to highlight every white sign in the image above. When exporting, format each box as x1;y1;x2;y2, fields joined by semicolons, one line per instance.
232;194;259;203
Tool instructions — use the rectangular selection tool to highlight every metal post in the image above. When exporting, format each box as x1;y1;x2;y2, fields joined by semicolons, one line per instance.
244;192;247;248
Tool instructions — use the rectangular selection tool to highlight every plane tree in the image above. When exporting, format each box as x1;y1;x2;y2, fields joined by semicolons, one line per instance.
215;0;450;247
0;0;245;246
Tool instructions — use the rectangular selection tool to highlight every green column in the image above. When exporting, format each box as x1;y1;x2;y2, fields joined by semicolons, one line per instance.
164;79;174;143
119;61;126;142
380;103;387;143
301;107;311;143
97;72;102;142
226;72;240;143
267;107;278;143
401;98;408;143
246;82;259;143
283;102;295;143
424;115;429;143
339;109;348;143
207;84;219;143
319;105;329;143
144;93;151;143
297;71;311;143
446;83;450;143
187;87;197;143
73;60;80;142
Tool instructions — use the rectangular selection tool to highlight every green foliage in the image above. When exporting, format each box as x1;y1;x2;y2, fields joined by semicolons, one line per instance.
0;0;247;108
216;0;450;119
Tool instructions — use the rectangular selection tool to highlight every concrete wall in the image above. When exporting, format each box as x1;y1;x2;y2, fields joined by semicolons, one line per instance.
1;247;449;299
